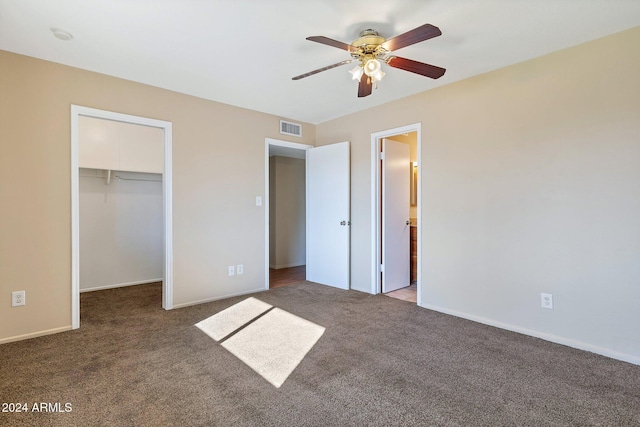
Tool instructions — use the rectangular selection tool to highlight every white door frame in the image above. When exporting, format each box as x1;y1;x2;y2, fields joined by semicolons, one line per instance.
371;123;422;305
71;105;173;329
264;138;313;289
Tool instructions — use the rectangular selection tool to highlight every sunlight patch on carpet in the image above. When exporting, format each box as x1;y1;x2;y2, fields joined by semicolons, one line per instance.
195;298;325;388
221;308;325;388
195;297;272;341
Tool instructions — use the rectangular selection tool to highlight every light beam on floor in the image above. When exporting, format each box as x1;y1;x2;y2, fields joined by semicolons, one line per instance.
195;298;325;388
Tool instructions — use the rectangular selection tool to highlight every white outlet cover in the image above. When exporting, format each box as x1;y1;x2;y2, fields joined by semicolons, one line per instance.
541;293;553;309
12;291;26;307
237;264;244;275
228;266;235;276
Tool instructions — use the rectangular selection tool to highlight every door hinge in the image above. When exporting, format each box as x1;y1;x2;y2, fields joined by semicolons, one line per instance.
379;152;385;160
380;264;384;272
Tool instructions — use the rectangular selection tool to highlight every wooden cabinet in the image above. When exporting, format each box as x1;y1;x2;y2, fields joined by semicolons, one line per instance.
410;226;417;284
79;116;163;173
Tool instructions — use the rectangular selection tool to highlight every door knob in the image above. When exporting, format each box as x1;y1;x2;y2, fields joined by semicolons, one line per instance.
340;220;350;226
406;220;411;225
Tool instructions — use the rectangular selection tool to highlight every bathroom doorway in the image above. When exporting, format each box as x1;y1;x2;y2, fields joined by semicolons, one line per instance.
371;124;420;304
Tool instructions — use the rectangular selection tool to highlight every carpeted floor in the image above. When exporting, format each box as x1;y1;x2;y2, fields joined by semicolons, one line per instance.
1;282;639;426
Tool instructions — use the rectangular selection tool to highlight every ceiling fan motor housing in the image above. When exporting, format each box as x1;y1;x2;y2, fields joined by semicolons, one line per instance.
351;29;387;60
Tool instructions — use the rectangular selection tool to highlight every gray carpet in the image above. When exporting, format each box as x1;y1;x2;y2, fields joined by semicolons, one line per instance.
1;282;638;426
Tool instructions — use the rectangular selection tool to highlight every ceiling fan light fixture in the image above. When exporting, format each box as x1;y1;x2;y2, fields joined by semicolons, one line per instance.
349;65;364;81
363;58;381;76
370;69;385;83
294;23;445;98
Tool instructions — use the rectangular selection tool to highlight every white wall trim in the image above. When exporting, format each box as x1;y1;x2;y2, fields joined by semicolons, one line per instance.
0;326;73;345
264;138;313;289
266;138;312;151
421;303;640;366
269;263;305;270
71;105;173;330
80;279;163;293
172;287;266;309
370;123;422;303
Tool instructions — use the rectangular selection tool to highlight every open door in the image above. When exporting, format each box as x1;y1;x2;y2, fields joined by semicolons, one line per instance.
382;138;410;293
306;142;350;289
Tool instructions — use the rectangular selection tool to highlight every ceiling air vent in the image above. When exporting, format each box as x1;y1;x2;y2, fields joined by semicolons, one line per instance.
280;120;302;137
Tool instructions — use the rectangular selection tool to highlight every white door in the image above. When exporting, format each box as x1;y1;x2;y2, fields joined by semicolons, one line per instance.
306;142;350;289
382;138;410;293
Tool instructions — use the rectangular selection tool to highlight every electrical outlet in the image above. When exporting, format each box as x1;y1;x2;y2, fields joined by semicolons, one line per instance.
541;293;553;309
12;291;26;307
228;266;235;276
237;264;243;275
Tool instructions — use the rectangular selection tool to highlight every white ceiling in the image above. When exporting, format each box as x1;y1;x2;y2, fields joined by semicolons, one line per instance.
1;1;638;124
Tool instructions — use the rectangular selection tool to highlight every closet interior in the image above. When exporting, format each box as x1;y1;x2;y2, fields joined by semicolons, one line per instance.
78;116;164;293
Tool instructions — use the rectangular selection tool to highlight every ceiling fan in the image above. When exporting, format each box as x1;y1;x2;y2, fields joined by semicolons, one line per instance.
292;23;446;98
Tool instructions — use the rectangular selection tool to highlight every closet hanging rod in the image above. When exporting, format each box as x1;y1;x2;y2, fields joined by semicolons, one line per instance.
114;174;162;182
81;173;162;183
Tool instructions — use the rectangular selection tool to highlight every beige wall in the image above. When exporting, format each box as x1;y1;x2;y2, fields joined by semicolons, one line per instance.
317;27;640;362
269;156;306;269
0;50;314;342
2;27;639;362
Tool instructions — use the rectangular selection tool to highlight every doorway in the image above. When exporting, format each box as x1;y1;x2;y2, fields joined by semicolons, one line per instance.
264;139;351;290
265;139;312;289
71;106;173;329
371;124;421;305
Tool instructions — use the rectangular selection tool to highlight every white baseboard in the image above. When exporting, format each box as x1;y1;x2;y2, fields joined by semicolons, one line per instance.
80;278;163;293
172;287;266;309
269;263;305;270
419;302;640;366
0;326;72;345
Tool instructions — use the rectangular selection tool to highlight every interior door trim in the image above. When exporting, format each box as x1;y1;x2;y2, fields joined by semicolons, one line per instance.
71;105;173;329
370;123;422;305
264;138;313;290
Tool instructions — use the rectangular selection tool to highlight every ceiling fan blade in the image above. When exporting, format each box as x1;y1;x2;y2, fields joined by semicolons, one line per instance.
292;59;355;80
306;36;356;52
358;74;372;97
381;24;442;52
387;56;446;79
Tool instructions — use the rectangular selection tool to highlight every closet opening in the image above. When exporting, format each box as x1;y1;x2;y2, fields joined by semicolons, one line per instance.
71;106;173;329
78;168;163;293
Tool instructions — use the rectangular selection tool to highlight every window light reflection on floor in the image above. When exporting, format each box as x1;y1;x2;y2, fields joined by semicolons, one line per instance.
195;298;325;388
